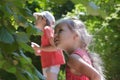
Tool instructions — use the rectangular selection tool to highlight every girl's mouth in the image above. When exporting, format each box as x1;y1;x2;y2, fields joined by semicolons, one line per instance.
54;39;59;45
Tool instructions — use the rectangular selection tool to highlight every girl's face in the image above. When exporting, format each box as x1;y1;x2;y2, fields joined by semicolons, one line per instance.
54;23;76;51
35;16;46;30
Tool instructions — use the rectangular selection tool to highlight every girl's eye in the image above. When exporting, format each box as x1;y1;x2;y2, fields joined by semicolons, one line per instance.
58;29;63;33
37;16;43;21
55;29;63;34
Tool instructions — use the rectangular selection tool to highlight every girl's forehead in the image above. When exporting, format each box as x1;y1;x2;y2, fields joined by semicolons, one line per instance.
37;15;43;18
56;23;68;29
36;15;43;19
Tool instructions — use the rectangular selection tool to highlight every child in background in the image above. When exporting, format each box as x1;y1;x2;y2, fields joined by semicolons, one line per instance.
54;18;105;80
31;11;65;80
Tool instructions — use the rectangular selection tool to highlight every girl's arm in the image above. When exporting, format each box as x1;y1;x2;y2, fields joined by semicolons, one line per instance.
31;42;41;56
40;26;58;52
31;36;58;53
67;54;101;80
40;37;58;52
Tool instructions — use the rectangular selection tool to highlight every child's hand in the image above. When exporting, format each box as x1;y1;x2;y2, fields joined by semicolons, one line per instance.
31;42;40;47
31;42;41;56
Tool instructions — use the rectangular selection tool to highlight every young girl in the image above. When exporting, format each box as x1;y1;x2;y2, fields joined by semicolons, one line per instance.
31;11;65;80
54;18;105;80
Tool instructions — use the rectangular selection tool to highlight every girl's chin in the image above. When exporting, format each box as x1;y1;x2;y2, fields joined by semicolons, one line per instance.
57;45;64;50
56;45;61;48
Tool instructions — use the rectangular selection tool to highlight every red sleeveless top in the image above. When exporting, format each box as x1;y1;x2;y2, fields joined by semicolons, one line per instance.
40;26;65;68
66;49;92;80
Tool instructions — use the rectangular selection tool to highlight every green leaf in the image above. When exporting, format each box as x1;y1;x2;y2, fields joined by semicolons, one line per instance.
18;42;34;53
0;42;18;53
19;57;31;65
15;15;27;27
1;59;16;74
71;0;88;6
22;70;34;80
0;69;17;80
19;53;32;65
16;71;28;80
15;32;29;43
19;50;45;80
18;8;33;19
0;60;5;68
0;27;14;44
26;25;43;36
5;3;13;15
86;2;106;18
34;68;46;80
6;66;17;74
20;50;33;64
71;0;107;18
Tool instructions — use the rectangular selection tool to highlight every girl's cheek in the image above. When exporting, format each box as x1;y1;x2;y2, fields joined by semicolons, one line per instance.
36;22;40;26
35;21;39;26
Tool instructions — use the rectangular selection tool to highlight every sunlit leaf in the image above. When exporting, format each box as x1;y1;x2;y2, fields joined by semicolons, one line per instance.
16;71;28;80
71;0;107;18
18;42;34;53
19;50;32;64
26;25;43;36
15;15;27;27
6;66;16;74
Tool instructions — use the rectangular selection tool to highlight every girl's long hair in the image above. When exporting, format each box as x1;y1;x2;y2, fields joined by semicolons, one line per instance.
88;52;105;80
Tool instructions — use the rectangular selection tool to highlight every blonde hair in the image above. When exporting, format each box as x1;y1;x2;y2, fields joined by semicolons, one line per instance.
55;18;92;48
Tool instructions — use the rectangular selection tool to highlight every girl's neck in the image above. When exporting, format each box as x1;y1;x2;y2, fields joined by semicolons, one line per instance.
38;25;44;31
40;27;44;31
65;47;78;55
66;47;87;55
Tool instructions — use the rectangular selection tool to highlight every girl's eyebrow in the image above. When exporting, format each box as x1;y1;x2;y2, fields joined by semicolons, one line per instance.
59;27;63;30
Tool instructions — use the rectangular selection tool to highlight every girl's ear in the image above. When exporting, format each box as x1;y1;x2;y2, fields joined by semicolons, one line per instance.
42;17;47;25
73;33;79;40
52;22;55;25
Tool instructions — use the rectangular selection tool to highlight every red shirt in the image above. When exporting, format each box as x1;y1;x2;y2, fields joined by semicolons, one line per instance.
40;26;65;68
66;49;92;80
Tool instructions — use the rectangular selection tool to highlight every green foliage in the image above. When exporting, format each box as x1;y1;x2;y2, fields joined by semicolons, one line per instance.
0;0;120;80
0;27;14;44
0;0;44;80
71;0;107;18
58;70;65;80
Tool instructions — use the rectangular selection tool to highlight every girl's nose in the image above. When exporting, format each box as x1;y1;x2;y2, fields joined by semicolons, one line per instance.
54;33;59;40
35;21;38;25
54;33;57;38
54;34;58;42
